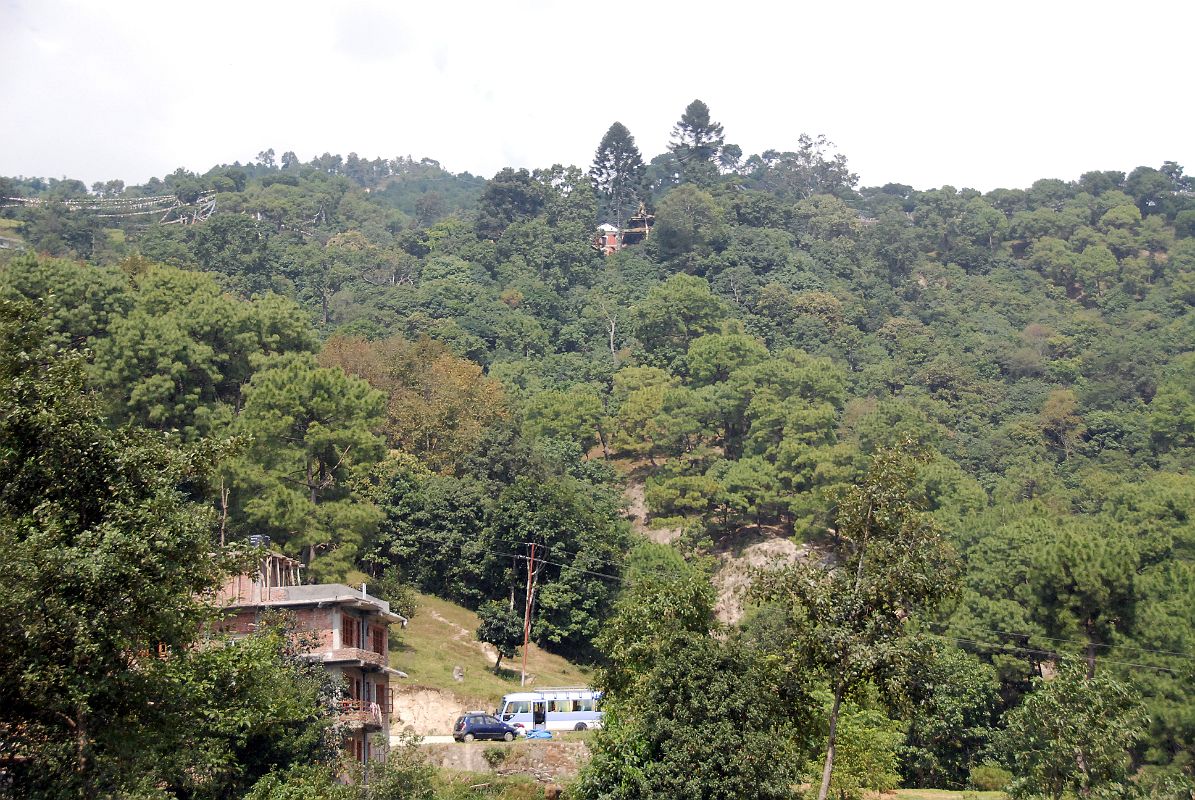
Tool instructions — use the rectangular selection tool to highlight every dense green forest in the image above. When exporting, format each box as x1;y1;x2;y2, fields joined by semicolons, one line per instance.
3;99;1194;798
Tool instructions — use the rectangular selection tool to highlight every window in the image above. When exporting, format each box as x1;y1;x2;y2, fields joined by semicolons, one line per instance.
347;736;363;762
369;625;386;655
342;614;360;649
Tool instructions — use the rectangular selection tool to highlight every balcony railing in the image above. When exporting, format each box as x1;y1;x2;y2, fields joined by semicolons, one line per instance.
338;699;390;727
321;647;386;667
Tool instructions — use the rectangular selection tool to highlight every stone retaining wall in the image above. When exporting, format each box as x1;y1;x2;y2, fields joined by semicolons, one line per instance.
421;741;587;783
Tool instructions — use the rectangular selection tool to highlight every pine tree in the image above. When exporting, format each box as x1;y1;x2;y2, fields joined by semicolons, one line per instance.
668;99;725;182
589;121;646;231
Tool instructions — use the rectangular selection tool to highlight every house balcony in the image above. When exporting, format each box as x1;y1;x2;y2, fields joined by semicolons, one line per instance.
338;698;391;729
317;647;387;669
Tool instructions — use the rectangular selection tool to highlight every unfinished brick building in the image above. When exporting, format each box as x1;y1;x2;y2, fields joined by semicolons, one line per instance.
216;549;407;768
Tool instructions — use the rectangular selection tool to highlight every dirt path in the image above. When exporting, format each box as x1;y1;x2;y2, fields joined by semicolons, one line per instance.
623;478;682;545
428;607;499;664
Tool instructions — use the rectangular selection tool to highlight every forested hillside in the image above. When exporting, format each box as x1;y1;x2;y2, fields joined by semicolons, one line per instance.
3;99;1194;798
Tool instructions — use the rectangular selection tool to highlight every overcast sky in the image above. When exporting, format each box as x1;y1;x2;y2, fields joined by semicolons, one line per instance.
2;0;1191;192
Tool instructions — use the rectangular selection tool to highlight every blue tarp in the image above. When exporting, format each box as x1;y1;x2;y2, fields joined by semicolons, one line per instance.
524;729;553;739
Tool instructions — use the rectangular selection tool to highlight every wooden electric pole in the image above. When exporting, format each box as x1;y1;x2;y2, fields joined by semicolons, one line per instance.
520;542;536;687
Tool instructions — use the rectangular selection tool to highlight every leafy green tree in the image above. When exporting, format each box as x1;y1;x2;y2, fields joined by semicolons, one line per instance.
995;664;1147;800
227;353;385;578
807;693;904;800
591;122;647;231
0;299;227;796
579;573;811;800
1029;521;1140;678
630;273;728;367
93;266;317;439
645;472;722;521
1148;354;1195;453
706;455;783;527
684;327;769;385
375;461;493;606
578;631;806;800
190;213;276;295
475;600;524;673
1126;166;1176;215
486;475;628;661
889;643;999;788
0;253;131;347
610;367;677;461
476;167;545;240
651;183;726;264
523;383;606;455
150;619;340;800
753;446;960;800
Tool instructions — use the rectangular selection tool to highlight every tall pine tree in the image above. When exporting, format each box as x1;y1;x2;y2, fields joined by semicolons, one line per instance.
669;99;725;184
590;121;646;231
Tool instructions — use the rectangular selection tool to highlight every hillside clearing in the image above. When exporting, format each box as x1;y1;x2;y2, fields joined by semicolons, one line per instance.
388;592;593;735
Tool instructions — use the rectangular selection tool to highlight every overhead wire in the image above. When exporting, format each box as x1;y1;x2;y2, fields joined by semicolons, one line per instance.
515;538;1195;663
936;624;1195;662
933;633;1187;675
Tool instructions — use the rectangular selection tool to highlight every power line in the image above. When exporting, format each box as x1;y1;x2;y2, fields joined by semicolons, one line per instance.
414;531;1195;667
936;633;1186;676
939;624;1195;663
485;545;1195;671
490;549;625;584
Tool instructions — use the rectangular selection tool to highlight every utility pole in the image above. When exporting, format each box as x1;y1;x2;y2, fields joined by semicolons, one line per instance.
520;542;536;687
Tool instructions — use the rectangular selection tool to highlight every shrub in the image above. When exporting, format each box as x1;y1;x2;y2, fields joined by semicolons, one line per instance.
482;745;509;769
970;764;1012;791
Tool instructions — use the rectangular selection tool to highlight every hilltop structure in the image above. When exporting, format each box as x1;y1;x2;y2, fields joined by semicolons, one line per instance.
593;203;654;255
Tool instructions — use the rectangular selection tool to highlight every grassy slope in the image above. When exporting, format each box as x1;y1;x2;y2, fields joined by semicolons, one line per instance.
0;218;23;243
390;591;594;709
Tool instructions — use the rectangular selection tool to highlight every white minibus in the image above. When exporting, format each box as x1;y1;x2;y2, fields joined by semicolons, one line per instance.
498;686;603;731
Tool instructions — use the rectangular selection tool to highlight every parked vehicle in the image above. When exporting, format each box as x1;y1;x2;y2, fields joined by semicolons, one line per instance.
498;687;603;731
453;711;519;742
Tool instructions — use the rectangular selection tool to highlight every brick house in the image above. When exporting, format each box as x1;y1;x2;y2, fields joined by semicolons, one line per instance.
216;551;407;769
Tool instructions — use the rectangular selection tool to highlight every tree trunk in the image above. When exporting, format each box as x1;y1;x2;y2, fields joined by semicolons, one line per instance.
494;652;503;674
817;687;844;800
1075;748;1092;797
218;479;229;547
74;703;91;794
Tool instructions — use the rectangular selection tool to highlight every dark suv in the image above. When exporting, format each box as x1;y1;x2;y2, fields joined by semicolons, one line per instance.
453;712;519;742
